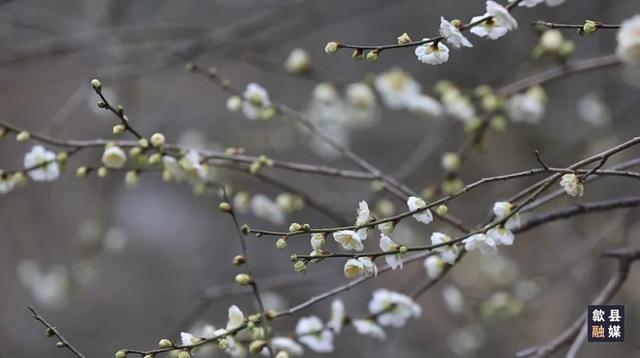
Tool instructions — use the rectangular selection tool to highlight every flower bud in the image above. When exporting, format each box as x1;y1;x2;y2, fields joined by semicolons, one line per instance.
235;273;252;286
249;340;267;354
293;261;307;273
113;124;126;135
233;255;246;265
150;133;166;148
399;245;409;253
16;131;30;142
276;352;290;358
366;50;379;61
441;152;461;172
284;48;311;74
436;205;448;216
56;342;65;348
125;170;139;186
115;350;127;358
218;202;231;213
351;49;364;60
582;20;599;34
91;79;102;92
158;339;173;348
76;166;89;178
177;351;191;358
324;41;340;54
275;237;287;250
102;145;127;169
288;223;302;232
226;96;242;112
138;138;149;148
397;32;412;45
97;167;108;178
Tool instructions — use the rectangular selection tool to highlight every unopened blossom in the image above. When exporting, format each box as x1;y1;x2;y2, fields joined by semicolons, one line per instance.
379;234;403;270
352;319;386;341
616;15;640;66
226;305;245;330
232;191;251;214
539;30;564;52
310;233;326;250
178;150;209;181
368;289;421;327
415;40;450;65
374;68;422;109
424;255;445;279
251;194;286;225
440;17;473;48
284;48;311;73
242;83;272;120
270;337;304;356
312;82;339;103
560;173;584;197
470;1;518;40
346;83;377;110
487;226;515;246
327;299;345;333
407;196;433;224
377;221;395;235
101;145;127;169
506;86;547;124
431;232;460;264
406;94;443;117
24;146;59;182
463;233;497;255
295;316;334;353
334;230;365;251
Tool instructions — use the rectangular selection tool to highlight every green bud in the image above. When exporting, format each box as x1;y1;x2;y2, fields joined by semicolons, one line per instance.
16;131;30;142
115;350;127;358
91;78;102;92
235;273;252;285
275;237;287;250
113;124;126;135
288;223;302;232
436;205;448;216
366;51;379;61
293;260;307;273
158;339;173;348
582;20;599;34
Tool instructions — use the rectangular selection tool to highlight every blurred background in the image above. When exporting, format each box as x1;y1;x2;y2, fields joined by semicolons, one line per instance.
1;0;640;357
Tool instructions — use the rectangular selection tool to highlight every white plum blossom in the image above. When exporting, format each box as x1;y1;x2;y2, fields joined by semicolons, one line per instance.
509;0;564;7
242;83;272;120
352;319;386;341
379;234;403;270
344;258;364;279
442;285;465;314
424;255;446;279
374;68;421;109
313;82;339;104
310;233;326;250
368;289;421;327
506;86;547;124
17;260;69;308
407;196;433;224
327;299;345;333
463;233;497;255
284;48;311;74
24;146;59;182
493;201;520;230
346;83;377;110
334;230;365;251
577;93;611;125
616;15;640;66
560;173;584;197
295;316;334;353
178;150;209;182
251;194;286;225
406;94;444;117
359;257;378;277
440;17;473;48
270;337;304;356
443;92;476;122
487;226;515;246
355;200;371;240
431;232;460;264
0;173;15;194
415;40;450;65
180;332;200;346
226;305;245;330
101;145;127;169
470;1;518;40
377;221;395;235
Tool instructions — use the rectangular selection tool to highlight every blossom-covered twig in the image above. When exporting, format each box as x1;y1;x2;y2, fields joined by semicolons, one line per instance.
28;306;86;358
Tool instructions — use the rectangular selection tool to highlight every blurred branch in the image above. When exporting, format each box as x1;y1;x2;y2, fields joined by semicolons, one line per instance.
28;306;86;358
532;20;621;30
515;248;640;358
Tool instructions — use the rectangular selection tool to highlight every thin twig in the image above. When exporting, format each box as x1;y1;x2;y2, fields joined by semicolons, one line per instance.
28;306;86;358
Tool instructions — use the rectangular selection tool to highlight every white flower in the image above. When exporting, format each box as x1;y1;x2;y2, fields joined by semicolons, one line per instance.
327;299;345;333
17;260;69;308
406;94;443;117
463;233;497;255
295;316;334;353
344;258;364;279
242;83;272;120
470;1;518;40
379;234;403;270
101;145;127;169
377;221;395;235
312;82;339;103
359;257;378;277
493;201;513;219
0;172;15;194
424;255;445;279
334;230;365;251
251;194;286;225
24;146;59;182
506;87;546;124
346;83;376;110
374;68;422;109
310;233;325;250
487;227;515;246
178;150;209;182
415;40;450;64
284;48;311;74
443;93;476;122
180;332;200;346
407;196;433;224
271;337;304;356
431;232;460;264
352;319;386;341
355;200;371;240
540;30;564;52
577;93;610;125
442;285;465;313
560;173;584;197
368;289;421;327
226;305;245;330
233;191;251;214
440;17;473;48
617;15;640;66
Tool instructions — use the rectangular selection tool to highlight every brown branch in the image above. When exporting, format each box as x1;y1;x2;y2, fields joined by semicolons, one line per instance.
28;306;86;358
